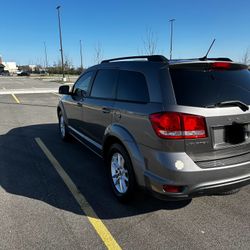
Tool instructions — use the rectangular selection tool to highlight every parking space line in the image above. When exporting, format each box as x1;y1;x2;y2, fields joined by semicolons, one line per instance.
35;137;121;250
11;94;20;104
51;92;61;97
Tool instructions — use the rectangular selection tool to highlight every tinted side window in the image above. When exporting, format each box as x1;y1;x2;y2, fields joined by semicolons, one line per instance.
117;70;149;103
90;69;118;99
73;71;95;96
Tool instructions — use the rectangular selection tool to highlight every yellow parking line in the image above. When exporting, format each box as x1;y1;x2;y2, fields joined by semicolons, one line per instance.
12;93;20;103
35;137;121;250
51;92;61;97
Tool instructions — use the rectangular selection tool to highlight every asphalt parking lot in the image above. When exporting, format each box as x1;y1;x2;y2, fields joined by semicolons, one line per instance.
0;77;250;250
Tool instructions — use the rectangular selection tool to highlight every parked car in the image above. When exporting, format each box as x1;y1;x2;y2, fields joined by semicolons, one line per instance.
0;70;10;76
17;71;30;76
57;55;250;202
39;70;49;76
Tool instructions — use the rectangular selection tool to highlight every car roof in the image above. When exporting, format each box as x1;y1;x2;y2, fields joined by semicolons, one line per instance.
85;55;247;71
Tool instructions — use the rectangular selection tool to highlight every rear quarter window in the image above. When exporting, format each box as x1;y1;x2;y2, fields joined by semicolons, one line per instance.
116;70;149;103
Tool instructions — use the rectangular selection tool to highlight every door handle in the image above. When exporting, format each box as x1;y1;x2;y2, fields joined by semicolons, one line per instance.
115;111;121;119
102;107;111;114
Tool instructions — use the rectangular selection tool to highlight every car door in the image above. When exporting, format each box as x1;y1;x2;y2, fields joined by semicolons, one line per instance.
80;69;118;145
62;71;95;130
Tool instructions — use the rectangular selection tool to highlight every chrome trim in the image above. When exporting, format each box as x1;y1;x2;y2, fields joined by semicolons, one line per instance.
68;125;102;150
70;133;102;158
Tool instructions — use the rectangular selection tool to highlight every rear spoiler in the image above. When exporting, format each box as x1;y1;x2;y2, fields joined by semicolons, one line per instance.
169;61;248;71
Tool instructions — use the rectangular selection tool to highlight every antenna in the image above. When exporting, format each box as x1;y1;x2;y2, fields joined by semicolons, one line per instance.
200;39;216;60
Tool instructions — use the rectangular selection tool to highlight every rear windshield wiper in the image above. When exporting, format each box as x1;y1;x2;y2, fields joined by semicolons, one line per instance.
206;100;249;112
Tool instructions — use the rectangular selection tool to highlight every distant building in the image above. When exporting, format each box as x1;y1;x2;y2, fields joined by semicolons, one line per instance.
0;56;4;73
0;55;18;74
0;64;4;73
2;62;18;74
28;65;37;72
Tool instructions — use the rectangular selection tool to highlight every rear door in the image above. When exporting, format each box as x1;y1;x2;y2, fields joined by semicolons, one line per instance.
169;62;250;167
81;69;118;145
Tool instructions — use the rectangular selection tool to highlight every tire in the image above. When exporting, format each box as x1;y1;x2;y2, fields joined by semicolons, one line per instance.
107;143;136;202
58;111;70;141
215;188;241;196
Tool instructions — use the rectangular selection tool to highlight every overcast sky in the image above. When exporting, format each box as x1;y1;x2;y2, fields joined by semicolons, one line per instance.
1;0;250;67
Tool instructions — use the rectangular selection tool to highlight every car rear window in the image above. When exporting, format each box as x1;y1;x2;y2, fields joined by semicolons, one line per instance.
170;67;250;107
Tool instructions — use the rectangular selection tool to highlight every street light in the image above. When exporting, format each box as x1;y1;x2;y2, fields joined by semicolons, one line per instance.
169;19;176;60
80;40;83;71
44;41;48;70
56;6;66;81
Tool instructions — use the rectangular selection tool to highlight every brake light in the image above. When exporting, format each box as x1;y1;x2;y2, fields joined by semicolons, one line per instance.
149;112;207;139
211;62;231;70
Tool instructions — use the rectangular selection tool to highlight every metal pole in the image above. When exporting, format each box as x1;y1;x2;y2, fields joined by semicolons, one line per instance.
169;19;175;60
56;6;65;81
44;41;48;70
80;40;83;70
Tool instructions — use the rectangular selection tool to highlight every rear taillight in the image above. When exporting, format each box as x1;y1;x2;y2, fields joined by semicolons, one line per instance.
149;112;207;139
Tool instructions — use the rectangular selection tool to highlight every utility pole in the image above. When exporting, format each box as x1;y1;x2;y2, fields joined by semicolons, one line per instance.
169;19;175;60
56;6;66;81
44;41;48;70
80;40;83;71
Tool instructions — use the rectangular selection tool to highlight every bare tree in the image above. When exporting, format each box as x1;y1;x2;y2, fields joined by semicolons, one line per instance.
140;28;158;55
64;54;73;69
94;42;103;64
242;49;250;65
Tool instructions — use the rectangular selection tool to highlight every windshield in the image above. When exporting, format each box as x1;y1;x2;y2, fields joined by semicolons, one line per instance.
170;68;250;107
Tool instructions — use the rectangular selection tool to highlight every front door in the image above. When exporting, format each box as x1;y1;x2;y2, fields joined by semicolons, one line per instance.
63;71;95;130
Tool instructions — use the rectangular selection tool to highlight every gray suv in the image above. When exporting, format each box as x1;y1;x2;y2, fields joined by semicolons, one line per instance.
57;55;250;202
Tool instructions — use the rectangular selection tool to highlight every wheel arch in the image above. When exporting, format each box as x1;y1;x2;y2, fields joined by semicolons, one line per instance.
57;102;69;125
102;124;147;187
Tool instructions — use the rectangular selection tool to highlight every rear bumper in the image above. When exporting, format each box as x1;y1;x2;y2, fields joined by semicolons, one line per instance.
137;145;250;200
190;176;250;196
149;176;250;201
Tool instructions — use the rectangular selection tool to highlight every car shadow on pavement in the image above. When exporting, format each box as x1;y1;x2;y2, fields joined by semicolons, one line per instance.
0;123;191;220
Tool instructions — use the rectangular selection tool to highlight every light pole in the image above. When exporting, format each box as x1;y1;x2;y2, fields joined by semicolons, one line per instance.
169;19;175;60
56;6;66;81
44;41;48;70
80;40;83;71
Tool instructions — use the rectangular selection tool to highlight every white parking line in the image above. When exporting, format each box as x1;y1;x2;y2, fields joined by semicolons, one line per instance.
0;88;59;95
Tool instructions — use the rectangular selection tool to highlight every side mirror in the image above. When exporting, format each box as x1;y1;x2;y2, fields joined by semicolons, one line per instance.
59;85;70;95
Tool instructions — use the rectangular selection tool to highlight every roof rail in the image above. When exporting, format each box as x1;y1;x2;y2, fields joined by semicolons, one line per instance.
101;55;168;64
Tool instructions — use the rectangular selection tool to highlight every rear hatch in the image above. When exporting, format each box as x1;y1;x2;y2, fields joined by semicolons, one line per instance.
169;61;250;168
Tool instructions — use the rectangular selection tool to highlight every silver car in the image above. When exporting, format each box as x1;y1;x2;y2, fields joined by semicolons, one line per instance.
57;55;250;202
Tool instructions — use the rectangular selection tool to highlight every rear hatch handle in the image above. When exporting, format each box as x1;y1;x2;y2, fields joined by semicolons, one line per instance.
206;100;249;112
